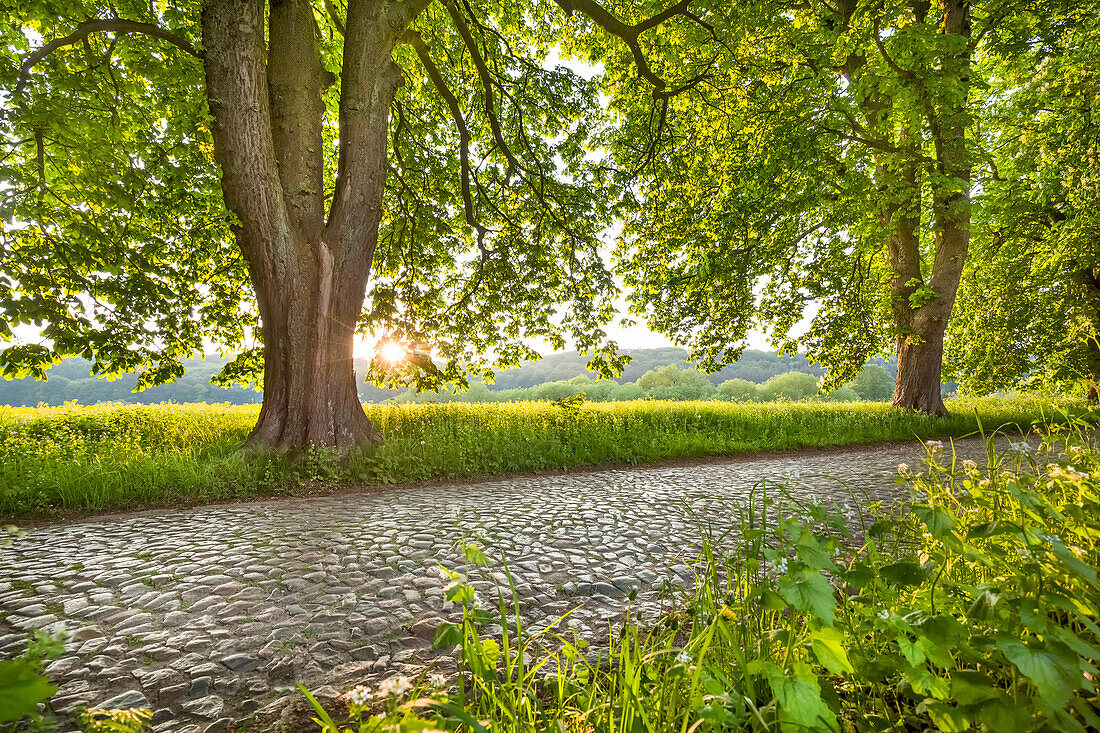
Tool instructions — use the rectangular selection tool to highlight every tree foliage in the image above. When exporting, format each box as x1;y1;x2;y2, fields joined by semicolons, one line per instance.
758;370;820;402
0;0;721;403
847;364;895;401
945;12;1100;397
608;0;1097;408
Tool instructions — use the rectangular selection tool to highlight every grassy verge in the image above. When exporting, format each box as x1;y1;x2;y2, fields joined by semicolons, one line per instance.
0;396;1086;520
303;413;1100;732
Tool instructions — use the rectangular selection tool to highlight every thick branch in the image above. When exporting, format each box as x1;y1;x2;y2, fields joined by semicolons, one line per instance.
324;0;347;35
552;0;667;89
388;0;437;29
14;18;202;97
325;0;401;271
268;0;326;243
635;0;693;33
201;0;293;287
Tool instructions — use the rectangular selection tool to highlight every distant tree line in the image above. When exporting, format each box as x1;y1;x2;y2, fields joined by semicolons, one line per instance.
395;364;900;404
0;349;900;407
0;356;393;407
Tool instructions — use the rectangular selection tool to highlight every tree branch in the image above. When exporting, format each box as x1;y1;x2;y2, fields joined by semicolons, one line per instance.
323;0;347;35
14;18;202;97
872;17;942;147
443;0;521;177
400;30;486;248
551;0;667;89
388;0;436;29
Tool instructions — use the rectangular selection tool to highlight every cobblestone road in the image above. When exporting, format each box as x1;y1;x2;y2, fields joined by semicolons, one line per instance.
0;437;986;731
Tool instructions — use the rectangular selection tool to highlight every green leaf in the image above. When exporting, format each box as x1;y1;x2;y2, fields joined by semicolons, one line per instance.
977;698;1033;733
810;627;854;675
898;635;928;667
923;701;971;732
907;664;951;699
0;659;55;723
777;569;836;625
463;543;491;567
432;621;463;650
761;661;840;732
880;561;927;587
1049;539;1099;588
997;638;1082;709
950;670;1000;705
915;505;957;536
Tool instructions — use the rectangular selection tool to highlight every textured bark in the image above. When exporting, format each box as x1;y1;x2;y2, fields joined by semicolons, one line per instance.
880;160;951;414
201;0;400;450
1082;268;1100;403
894;312;949;415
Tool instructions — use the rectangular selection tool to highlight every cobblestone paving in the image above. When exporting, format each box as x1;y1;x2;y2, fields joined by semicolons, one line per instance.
0;438;989;731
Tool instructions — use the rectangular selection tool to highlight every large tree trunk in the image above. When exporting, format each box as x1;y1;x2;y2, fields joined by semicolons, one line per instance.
246;248;382;448
894;312;949;415
1082;268;1100;403
201;0;400;450
881;159;952;415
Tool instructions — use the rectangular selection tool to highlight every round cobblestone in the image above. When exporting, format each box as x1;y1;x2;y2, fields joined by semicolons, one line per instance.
0;437;993;730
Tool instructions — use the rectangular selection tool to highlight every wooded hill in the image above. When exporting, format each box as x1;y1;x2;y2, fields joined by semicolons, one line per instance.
0;349;896;407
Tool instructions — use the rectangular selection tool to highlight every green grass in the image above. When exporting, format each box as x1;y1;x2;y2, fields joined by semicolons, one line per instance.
303;414;1100;732
0;396;1086;520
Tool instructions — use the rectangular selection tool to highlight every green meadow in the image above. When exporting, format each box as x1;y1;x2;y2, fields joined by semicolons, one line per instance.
0;396;1082;520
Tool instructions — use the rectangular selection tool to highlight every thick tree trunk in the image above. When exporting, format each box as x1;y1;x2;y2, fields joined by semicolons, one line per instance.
879;159;948;414
1081;269;1100;403
248;252;381;448
201;0;400;450
894;313;949;415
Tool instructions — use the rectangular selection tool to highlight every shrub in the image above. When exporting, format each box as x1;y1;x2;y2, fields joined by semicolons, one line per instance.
637;365;717;401
717;378;759;402
845;364;896;401
758;370;819;400
823;385;860;402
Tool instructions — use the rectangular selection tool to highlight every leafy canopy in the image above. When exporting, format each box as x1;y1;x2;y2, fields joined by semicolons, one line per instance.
1;0;725;390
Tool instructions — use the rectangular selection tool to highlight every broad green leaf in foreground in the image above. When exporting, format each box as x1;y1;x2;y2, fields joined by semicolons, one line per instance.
778;569;836;625
0;659;56;723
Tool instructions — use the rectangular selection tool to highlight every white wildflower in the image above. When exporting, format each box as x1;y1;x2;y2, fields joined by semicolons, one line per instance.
926;440;943;452
878;610;890;620
962;459;977;471
897;463;910;473
377;675;412;699
429;673;447;688
676;650;692;664
345;685;372;706
1050;465;1088;482
774;558;788;573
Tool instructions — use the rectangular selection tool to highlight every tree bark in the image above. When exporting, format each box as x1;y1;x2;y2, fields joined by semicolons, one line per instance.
1081;268;1100;403
894;312;949;415
201;0;399;450
880;160;951;415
